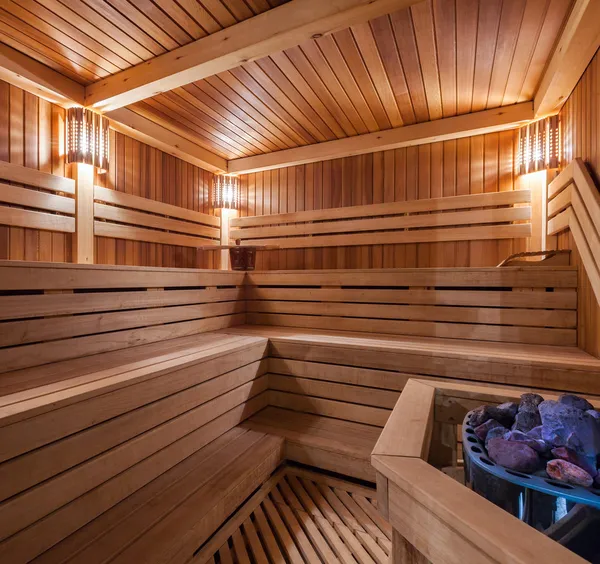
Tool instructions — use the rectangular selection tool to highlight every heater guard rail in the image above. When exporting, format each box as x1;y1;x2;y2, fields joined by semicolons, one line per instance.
371;380;590;563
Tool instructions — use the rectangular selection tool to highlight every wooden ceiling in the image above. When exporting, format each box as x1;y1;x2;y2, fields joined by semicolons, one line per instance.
125;0;573;160
0;0;287;84
0;0;584;169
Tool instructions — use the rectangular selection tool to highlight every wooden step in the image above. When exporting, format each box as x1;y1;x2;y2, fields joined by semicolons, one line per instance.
33;428;285;564
243;407;381;482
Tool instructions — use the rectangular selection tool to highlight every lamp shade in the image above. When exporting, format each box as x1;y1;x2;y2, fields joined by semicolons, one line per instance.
213;175;240;209
517;115;560;175
66;107;109;171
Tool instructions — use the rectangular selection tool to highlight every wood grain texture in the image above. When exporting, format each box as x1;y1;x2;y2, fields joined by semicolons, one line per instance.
0;0;284;85
136;0;571;159
195;469;385;564
557;47;600;357
0;79;71;262
238;132;529;269
0;79;220;268
245;268;577;346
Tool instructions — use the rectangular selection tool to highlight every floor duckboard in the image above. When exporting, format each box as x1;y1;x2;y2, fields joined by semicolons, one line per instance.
193;466;390;564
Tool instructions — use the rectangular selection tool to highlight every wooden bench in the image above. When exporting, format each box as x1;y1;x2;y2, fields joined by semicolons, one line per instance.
0;262;276;563
2;261;600;561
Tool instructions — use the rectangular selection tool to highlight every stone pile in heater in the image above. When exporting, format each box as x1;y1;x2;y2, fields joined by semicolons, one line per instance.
472;393;600;487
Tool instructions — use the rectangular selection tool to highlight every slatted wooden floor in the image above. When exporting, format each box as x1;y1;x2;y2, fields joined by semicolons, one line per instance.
194;466;391;564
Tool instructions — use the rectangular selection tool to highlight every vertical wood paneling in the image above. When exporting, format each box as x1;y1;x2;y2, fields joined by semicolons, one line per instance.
0;80;70;262
558;48;600;357
0;80;217;268
238;130;524;269
93;130;217;268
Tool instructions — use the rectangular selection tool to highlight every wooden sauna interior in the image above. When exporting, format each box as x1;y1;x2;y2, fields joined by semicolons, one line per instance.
0;0;599;562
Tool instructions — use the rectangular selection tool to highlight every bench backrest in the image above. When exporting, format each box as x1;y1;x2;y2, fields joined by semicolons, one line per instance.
245;267;578;346
231;190;532;249
0;261;246;379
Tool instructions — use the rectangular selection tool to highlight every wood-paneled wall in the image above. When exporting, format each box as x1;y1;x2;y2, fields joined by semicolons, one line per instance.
558;48;600;357
94;129;218;268
238;130;529;269
0;80;70;261
0;79;218;268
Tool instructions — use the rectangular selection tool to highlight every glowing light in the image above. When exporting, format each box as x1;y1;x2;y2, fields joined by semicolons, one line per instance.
66;107;109;172
213;175;240;210
517;116;560;175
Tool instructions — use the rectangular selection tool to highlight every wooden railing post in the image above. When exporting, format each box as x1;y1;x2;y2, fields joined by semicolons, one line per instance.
218;208;238;270
72;163;94;264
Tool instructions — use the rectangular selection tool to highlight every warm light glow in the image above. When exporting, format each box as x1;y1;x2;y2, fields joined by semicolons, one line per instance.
517;116;560;175
213;175;240;210
66;107;109;172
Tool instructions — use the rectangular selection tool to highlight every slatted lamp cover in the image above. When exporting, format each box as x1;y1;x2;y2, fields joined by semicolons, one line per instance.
66;107;109;172
213;175;240;210
517;115;560;175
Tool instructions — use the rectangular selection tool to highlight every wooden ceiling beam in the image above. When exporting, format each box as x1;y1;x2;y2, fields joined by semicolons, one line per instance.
106;108;228;173
0;45;227;173
228;103;534;174
0;44;84;108
84;0;424;111
534;0;600;118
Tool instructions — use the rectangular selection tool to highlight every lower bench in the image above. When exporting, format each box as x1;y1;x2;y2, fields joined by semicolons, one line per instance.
244;407;380;482
34;428;284;564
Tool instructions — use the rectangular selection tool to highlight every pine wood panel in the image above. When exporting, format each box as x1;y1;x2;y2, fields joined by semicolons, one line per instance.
245;267;578;346
558;48;600;357
238;131;530;268
0;0;285;85
0;262;247;378
0;79;219;268
231;190;532;248
136;0;571;159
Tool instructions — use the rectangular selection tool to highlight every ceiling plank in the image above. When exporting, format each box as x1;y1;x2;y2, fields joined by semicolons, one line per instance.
534;0;600;118
0;43;85;108
106;108;228;173
84;0;424;111
228;102;534;174
0;45;227;173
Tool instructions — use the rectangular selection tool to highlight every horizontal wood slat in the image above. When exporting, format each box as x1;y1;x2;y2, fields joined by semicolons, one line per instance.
0;261;244;290
94;185;220;248
0;262;246;373
247;312;576;346
0;161;76;233
246;267;577;288
246;287;577;310
232;207;531;240
0;183;75;214
247;301;575;329
94;221;218;248
245;267;577;346
232;189;532;249
94;186;220;227
0;161;75;194
0;206;74;233
231;190;532;227
234;224;532;249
